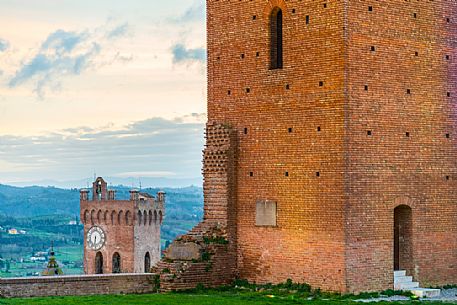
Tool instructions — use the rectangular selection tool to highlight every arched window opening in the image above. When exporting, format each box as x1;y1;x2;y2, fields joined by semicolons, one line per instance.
138;211;142;226
143;211;147;226
97;210;102;224
148;211;153;226
118;211;123;226
111;211;116;225
125;211;131;226
154;210;158;225
83;210;89;224
104;210;109;225
112;252;121;273
270;8;283;69
144;252;151;273
159;211;163;224
95;252;104;274
90;210;96;225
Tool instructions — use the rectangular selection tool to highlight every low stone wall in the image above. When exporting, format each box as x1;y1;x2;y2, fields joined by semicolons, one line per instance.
0;273;158;298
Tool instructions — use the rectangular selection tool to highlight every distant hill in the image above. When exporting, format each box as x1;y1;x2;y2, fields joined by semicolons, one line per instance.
0;184;203;244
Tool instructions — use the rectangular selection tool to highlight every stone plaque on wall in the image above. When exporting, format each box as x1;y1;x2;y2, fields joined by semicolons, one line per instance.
256;200;277;226
166;242;201;261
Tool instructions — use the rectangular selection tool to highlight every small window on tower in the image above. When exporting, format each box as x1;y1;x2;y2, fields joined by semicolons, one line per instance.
269;7;283;69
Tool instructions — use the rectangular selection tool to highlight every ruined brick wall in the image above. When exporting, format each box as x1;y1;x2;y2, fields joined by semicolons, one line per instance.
155;123;238;291
0;274;157;298
344;1;457;292
207;0;347;292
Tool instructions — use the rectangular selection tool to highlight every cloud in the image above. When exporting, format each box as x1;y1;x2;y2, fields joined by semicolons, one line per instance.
8;22;130;98
0;114;206;184
171;43;206;65
173;2;205;24
106;23;130;39
0;39;9;52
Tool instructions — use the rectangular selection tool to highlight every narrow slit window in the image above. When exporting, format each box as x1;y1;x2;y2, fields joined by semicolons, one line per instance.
270;8;283;69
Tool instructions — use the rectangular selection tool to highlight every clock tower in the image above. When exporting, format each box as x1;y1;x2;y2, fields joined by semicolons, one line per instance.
80;177;165;274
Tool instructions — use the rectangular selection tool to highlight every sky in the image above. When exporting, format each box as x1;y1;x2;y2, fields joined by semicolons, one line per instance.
0;0;207;187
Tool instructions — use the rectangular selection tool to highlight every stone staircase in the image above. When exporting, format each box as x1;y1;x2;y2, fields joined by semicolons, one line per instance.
394;270;441;298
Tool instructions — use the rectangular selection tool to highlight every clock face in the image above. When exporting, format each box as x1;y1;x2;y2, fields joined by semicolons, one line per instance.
86;226;106;250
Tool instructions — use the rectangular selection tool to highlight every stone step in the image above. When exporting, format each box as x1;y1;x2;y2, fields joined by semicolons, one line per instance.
410;288;441;299
395;281;419;290
394;275;413;284
394;270;406;277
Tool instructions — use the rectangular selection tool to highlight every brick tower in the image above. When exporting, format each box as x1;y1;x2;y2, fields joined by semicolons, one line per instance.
80;177;164;274
158;0;457;293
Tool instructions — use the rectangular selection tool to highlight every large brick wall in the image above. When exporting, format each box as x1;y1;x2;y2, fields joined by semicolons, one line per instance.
0;274;157;298
207;0;347;292
203;0;456;293
344;2;457;292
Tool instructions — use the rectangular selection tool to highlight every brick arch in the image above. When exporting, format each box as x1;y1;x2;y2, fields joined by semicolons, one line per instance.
90;209;96;225
138;210;142;226
125;210;132;226
97;210;102;224
118;210;124;226
104;210;109;225
391;196;416;210
111;210;117;225
263;0;287;19
83;210;89;224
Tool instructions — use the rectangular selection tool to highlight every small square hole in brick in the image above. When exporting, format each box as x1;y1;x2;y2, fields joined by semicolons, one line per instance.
367;130;372;136
292;8;296;13
446;176;450;180
446;55;450;60
413;13;417;18
288;128;293;133
323;3;327;8
253;15;257;20
244;128;248;135
364;85;368;91
285;172;289;177
256;52;260;57
246;88;250;93
316;172;320;177
317;126;321;132
407;89;411;94
371;46;376;52
306;15;310;24
447;17;451;23
447;92;451;97
415;51;419;56
286;84;290;90
241;54;245;59
446;133;450;139
406;132;410;137
250;172;254;177
228;90;231;95
368;6;373;11
319;81;324;87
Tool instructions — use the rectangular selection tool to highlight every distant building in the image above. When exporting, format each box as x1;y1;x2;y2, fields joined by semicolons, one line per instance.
8;229;18;235
42;245;63;276
30;257;46;262
80;177;165;274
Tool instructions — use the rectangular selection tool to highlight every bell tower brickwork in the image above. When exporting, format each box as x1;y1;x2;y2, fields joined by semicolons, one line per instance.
158;0;457;293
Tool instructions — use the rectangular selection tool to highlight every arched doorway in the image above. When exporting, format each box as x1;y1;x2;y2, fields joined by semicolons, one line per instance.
394;205;413;273
95;252;103;274
144;252;151;273
112;252;121;273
